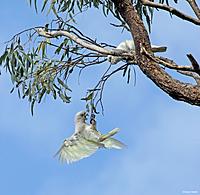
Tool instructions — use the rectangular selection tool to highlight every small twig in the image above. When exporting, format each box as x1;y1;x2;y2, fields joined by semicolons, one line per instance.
186;0;200;20
4;27;41;44
141;47;198;72
110;22;130;31
140;0;200;25
100;42;116;48
141;47;200;85
187;54;200;73
66;24;98;45
78;58;106;84
158;56;195;72
178;70;200;86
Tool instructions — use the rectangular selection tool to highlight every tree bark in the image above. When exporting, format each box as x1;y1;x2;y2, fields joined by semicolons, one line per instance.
112;0;200;106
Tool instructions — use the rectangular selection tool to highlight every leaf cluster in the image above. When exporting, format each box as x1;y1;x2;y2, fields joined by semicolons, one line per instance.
0;0;180;114
0;34;73;114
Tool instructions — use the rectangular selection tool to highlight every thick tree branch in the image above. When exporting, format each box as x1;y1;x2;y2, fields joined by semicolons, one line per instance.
140;0;200;25
159;57;200;74
112;0;200;106
142;48;200;75
186;0;200;20
141;48;195;72
36;28;133;58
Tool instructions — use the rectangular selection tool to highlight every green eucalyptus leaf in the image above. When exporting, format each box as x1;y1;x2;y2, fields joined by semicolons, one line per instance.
59;92;71;103
81;92;93;101
38;88;46;103
0;50;8;65
41;0;48;12
34;0;38;13
57;78;72;92
31;99;36;115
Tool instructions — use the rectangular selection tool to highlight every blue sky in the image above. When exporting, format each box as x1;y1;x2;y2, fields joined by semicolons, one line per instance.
0;1;200;195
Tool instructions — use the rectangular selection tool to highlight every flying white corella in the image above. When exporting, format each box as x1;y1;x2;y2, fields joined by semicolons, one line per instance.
107;40;167;64
55;111;125;164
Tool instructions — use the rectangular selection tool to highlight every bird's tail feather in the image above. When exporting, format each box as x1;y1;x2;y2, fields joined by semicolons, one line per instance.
102;138;125;149
99;128;120;142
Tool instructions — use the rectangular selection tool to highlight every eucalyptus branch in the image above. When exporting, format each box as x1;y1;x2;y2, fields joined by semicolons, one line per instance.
140;0;200;25
186;0;200;20
141;47;200;75
4;27;41;44
90;63;130;113
45;41;83;53
187;54;200;72
157;56;196;72
36;28;133;58
178;70;200;85
141;46;200;85
66;24;101;46
36;28;108;53
110;22;130;31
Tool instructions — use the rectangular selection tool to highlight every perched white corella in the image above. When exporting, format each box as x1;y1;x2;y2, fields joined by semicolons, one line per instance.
55;111;125;164
107;40;167;64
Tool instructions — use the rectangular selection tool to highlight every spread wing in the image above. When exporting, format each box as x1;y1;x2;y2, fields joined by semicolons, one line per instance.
55;133;100;164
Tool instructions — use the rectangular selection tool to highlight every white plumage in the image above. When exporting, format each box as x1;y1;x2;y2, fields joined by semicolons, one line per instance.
55;111;125;164
107;40;167;64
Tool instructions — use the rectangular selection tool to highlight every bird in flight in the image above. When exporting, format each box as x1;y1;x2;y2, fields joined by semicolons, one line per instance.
55;111;125;164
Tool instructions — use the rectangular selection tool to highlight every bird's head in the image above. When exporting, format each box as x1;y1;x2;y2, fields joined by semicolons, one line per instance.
75;110;87;123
